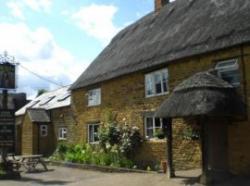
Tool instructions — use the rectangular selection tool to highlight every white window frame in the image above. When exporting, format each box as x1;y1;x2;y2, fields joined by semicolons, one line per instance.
145;69;169;98
58;127;67;140
144;117;164;140
40;125;48;137
215;59;240;87
88;88;101;106
88;124;100;144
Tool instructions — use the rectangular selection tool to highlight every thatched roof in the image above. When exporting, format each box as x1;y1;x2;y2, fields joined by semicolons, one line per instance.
155;72;245;118
71;0;250;90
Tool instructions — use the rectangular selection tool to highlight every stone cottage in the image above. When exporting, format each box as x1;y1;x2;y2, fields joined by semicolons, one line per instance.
69;0;250;176
15;86;76;156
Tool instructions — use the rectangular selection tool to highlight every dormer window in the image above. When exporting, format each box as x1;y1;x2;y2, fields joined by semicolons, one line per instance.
215;59;240;87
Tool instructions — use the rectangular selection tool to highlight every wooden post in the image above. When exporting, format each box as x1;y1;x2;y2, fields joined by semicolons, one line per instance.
166;119;175;178
200;117;208;184
1;90;8;164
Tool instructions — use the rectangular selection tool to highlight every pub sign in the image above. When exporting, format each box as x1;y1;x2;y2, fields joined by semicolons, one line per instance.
0;63;16;89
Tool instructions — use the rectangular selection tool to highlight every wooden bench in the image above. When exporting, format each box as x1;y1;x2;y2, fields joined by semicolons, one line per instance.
7;154;49;172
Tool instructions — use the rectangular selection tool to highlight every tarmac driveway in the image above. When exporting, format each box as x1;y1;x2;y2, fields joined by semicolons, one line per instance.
0;165;250;186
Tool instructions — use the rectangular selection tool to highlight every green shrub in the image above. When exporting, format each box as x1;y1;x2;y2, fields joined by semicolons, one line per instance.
98;111;142;158
50;111;141;169
51;143;134;169
0;163;5;175
58;143;68;154
99;112;121;151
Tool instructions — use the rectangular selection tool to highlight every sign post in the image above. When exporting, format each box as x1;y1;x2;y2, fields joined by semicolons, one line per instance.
0;109;15;150
0;52;18;177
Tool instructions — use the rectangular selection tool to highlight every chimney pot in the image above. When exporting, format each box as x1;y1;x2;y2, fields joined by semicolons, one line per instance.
155;0;169;12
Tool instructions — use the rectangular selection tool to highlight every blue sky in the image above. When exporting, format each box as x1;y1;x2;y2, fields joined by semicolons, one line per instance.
0;0;153;98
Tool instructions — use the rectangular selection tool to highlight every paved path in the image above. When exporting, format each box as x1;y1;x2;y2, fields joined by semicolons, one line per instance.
1;165;250;186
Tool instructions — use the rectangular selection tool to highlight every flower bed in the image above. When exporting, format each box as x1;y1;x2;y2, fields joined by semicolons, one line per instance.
50;143;135;169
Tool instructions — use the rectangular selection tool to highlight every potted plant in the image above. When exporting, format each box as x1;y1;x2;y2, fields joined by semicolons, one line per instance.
154;129;165;139
182;128;200;140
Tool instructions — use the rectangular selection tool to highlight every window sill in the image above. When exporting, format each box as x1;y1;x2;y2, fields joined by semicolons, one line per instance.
58;138;67;141
145;92;169;99
87;104;101;108
145;138;166;143
89;141;99;145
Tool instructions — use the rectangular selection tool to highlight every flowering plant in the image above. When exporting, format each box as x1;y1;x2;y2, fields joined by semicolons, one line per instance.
98;111;142;158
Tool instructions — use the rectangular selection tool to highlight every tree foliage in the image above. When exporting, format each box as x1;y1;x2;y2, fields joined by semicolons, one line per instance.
36;89;48;97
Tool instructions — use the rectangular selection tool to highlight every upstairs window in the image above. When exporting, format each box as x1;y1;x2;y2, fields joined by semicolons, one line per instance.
215;59;240;87
88;124;99;144
144;116;170;139
145;69;169;97
58;127;67;140
88;88;101;106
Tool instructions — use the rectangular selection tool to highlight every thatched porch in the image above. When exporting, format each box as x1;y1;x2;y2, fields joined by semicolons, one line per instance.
155;71;245;184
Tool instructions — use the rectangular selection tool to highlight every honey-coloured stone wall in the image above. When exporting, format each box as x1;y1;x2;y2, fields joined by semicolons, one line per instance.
48;44;250;173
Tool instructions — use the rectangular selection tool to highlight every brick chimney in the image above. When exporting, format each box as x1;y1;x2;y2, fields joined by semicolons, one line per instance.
155;0;169;12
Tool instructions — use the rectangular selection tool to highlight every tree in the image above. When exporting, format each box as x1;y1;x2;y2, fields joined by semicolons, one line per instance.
36;89;47;97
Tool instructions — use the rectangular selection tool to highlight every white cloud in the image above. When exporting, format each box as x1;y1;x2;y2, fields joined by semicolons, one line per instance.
0;23;88;99
6;0;52;20
72;4;122;45
61;10;70;16
6;2;25;20
22;0;52;12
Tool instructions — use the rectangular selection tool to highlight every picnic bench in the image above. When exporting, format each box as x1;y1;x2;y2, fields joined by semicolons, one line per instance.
7;154;49;172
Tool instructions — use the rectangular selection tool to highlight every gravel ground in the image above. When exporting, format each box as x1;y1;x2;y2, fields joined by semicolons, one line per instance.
0;165;249;186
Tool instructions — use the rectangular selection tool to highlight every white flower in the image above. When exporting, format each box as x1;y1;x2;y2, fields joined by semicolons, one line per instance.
105;142;111;149
132;126;139;131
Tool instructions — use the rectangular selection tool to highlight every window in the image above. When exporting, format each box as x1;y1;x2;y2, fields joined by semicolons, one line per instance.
215;59;240;87
28;100;40;108
57;93;70;102
88;88;101;106
145;69;169;97
88;124;99;143
40;125;48;137
39;96;55;106
58;127;67;140
144;117;169;139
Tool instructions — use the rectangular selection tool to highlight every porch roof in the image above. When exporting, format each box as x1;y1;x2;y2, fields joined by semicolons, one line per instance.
155;71;245;118
27;109;51;123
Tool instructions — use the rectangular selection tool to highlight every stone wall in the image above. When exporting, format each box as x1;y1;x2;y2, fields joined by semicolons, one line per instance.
19;107;76;156
71;44;250;173
21;114;34;155
51;107;78;146
15;116;23;155
227;44;250;175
